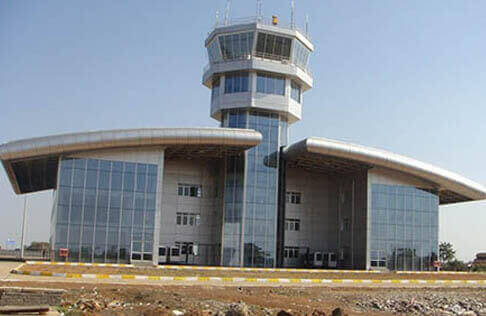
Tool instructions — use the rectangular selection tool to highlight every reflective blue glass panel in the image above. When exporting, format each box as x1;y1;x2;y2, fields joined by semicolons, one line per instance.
52;158;158;263
369;184;439;271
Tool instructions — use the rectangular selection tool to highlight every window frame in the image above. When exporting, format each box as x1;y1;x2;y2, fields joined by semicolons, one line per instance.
285;218;301;232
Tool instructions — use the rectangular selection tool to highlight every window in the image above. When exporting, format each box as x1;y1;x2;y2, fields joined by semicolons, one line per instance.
175;242;196;255
292;40;311;69
286;192;301;204
207;40;222;63
284;247;299;259
176;213;201;227
212;76;220;99
370;250;387;267
218;32;254;60
178;184;202;198
256;73;285;95
255;32;292;60
290;81;301;103
285;218;300;232
224;72;249;94
340;218;350;232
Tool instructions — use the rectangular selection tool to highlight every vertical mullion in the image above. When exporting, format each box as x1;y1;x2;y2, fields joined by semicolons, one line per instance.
129;171;136;262
77;160;88;262
91;161;100;263
116;164;125;263
65;161;75;261
104;163;113;262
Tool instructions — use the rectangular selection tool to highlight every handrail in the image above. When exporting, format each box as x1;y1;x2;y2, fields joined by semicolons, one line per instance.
209;16;311;41
203;53;313;77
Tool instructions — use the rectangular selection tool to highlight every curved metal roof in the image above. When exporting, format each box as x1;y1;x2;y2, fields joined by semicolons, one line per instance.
0;128;262;194
0;128;262;161
284;137;486;204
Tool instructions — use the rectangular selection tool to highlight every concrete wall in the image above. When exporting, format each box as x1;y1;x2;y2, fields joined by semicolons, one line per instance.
284;167;368;269
283;167;339;267
159;158;224;266
0;287;65;306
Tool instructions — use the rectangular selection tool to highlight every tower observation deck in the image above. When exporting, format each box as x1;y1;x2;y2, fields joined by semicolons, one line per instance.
203;16;314;124
203;16;314;267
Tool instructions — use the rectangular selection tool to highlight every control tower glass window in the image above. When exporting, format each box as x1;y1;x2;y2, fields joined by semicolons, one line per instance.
255;33;292;61
207;40;222;63
256;73;285;96
290;81;301;103
292;40;311;70
225;72;249;94
218;32;254;61
211;76;220;99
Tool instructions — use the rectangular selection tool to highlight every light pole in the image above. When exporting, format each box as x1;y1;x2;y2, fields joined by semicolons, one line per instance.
20;196;27;260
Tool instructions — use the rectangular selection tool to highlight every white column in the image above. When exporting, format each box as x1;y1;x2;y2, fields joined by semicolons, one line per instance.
152;148;165;265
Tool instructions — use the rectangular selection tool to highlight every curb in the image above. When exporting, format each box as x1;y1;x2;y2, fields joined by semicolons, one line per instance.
11;269;486;286
396;270;486;275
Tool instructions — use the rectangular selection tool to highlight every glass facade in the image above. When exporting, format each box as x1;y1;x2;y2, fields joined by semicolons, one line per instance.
52;158;157;263
207;31;310;73
290;81;301;103
211;76;220;100
255;32;292;60
224;72;249;94
370;184;439;271
256;73;285;96
207;39;222;63
222;109;286;267
219;32;255;60
292;40;311;70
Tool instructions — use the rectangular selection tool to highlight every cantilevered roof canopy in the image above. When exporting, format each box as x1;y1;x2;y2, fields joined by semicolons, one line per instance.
284;137;486;205
0;128;262;195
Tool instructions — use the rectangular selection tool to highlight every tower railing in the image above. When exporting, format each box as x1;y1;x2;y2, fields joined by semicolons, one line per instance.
210;16;311;41
203;53;313;78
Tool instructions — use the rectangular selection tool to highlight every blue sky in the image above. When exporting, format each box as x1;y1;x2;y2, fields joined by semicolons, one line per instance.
0;0;485;261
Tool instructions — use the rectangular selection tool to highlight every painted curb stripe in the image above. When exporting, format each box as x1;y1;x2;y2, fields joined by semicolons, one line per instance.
10;269;486;286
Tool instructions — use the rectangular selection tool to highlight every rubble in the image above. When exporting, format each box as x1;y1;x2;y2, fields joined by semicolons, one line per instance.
52;282;486;316
354;291;486;315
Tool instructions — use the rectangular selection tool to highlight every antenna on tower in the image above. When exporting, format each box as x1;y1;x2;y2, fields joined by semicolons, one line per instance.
256;0;263;22
224;0;232;25
290;0;295;29
215;10;220;27
305;14;310;36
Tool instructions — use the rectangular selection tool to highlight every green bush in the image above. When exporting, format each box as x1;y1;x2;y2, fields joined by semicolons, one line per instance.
441;259;469;272
471;264;486;272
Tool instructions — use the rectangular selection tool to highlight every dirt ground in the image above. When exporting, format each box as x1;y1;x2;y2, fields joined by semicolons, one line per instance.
18;264;486;280
2;262;486;315
1;279;485;316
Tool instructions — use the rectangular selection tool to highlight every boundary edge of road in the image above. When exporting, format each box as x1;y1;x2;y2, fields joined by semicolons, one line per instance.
11;267;486;286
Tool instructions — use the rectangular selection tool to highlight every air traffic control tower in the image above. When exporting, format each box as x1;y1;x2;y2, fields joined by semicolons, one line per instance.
202;16;314;267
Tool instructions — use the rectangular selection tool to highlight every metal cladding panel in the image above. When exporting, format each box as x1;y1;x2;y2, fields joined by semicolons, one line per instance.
0;128;262;194
284;137;486;204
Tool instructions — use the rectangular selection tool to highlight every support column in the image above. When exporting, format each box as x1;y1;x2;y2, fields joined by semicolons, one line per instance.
153;148;165;266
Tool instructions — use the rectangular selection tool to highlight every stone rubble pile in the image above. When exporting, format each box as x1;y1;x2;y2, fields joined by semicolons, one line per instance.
354;293;486;316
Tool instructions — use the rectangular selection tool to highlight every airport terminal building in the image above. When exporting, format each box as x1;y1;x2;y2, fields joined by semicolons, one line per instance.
1;16;485;271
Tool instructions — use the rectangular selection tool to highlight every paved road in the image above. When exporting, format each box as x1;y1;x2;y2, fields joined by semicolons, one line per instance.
0;261;23;280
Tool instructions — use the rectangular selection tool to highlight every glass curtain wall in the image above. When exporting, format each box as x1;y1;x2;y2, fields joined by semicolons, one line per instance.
52;158;157;263
370;184;439;271
218;32;255;60
292;40;311;70
221;109;286;267
255;33;292;61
